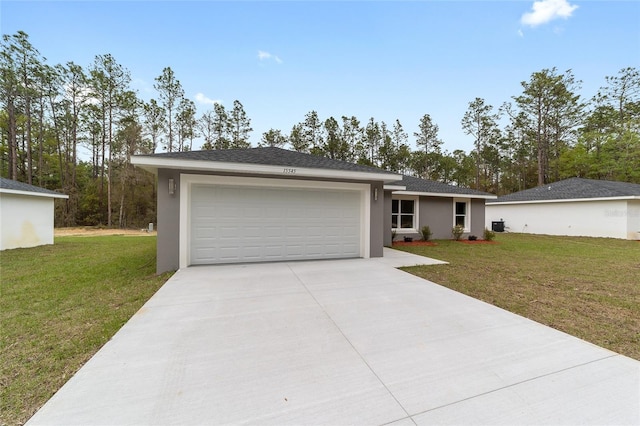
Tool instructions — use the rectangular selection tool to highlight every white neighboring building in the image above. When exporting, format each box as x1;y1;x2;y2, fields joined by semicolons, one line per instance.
0;177;68;250
486;178;640;240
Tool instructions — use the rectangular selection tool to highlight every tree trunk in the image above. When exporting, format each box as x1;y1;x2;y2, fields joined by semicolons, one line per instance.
7;97;18;180
38;98;44;186
25;99;32;184
107;100;114;227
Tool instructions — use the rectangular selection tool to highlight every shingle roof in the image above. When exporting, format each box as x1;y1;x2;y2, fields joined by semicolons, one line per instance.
136;147;394;175
0;177;67;197
489;177;640;203
390;174;496;197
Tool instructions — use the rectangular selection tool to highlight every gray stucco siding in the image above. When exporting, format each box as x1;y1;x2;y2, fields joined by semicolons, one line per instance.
388;195;489;243
383;190;393;247
156;169;385;274
157;169;181;274
369;181;384;257
470;198;486;237
419;197;454;240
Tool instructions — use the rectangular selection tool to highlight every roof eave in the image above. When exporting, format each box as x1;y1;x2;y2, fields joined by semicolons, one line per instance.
488;195;640;205
392;190;497;200
130;156;402;183
0;188;69;199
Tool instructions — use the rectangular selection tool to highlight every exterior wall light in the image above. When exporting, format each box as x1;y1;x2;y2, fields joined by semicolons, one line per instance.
168;178;176;195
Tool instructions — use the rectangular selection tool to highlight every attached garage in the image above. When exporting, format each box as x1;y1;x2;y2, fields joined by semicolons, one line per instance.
131;147;400;273
184;175;368;265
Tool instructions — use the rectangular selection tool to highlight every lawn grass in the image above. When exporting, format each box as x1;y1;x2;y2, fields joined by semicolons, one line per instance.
397;233;640;360
0;236;172;426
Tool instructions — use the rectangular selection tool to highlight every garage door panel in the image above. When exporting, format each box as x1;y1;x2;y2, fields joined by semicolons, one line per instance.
193;226;216;238
263;226;284;238
218;226;240;238
245;207;263;218
190;183;362;265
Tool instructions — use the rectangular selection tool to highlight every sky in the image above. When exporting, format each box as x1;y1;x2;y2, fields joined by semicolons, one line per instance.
2;0;639;154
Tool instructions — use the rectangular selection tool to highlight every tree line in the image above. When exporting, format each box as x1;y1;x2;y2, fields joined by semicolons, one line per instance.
1;31;638;228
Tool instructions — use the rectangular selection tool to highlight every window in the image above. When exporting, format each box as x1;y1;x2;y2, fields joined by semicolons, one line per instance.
392;198;416;230
453;199;471;231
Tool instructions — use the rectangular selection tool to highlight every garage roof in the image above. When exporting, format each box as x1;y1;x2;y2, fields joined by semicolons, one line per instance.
388;175;497;199
0;177;68;199
132;147;402;182
488;177;640;204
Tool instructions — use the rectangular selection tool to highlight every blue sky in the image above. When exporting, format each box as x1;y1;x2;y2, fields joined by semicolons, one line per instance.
2;0;639;153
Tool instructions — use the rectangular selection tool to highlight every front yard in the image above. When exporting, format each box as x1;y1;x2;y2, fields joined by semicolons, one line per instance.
397;233;640;360
0;236;172;426
1;233;638;425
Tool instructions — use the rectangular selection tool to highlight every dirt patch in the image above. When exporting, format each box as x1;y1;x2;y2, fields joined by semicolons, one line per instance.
55;227;156;237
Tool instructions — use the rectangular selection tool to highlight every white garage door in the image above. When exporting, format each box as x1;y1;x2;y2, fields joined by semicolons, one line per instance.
190;183;362;265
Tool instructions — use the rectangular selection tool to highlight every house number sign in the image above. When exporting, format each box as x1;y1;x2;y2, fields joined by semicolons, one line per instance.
282;168;296;174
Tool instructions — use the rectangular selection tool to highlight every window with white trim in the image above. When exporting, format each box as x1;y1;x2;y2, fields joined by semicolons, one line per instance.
392;197;417;230
453;198;471;231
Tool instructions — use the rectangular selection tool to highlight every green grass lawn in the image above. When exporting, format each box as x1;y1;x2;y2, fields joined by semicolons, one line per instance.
397;233;640;361
0;236;172;426
1;233;638;425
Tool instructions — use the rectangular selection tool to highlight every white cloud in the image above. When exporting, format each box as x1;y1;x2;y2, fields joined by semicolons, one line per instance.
258;50;282;64
194;93;221;106
521;0;578;27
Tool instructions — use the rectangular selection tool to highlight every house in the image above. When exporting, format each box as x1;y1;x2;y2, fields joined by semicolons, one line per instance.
384;175;497;244
0;177;69;250
132;147;400;273
485;177;640;240
131;147;496;274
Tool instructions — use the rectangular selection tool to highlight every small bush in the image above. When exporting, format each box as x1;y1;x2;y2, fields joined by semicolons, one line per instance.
452;225;464;241
468;235;478;241
420;225;432;241
483;227;496;241
391;229;397;242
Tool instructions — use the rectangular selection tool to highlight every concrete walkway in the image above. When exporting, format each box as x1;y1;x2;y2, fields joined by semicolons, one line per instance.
28;249;639;425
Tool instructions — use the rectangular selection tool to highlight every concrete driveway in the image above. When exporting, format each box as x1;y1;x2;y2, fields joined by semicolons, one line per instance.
28;249;639;425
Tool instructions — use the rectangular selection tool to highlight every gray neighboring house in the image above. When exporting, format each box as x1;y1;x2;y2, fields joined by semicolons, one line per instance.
486;177;640;240
0;177;68;250
384;175;497;245
131;148;497;274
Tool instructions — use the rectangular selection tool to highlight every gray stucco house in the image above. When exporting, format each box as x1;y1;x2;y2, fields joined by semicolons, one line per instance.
385;175;497;245
132;148;496;274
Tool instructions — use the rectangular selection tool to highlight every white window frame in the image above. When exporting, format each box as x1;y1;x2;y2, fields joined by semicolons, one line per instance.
453;198;471;232
392;195;419;233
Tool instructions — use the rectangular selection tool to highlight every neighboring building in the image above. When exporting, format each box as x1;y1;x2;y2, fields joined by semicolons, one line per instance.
0;177;69;250
384;175;497;245
131;147;497;273
486;177;640;240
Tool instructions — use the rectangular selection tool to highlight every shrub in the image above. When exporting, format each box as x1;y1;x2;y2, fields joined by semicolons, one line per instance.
452;225;464;241
391;229;397;242
420;225;432;241
483;227;496;241
468;235;478;241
